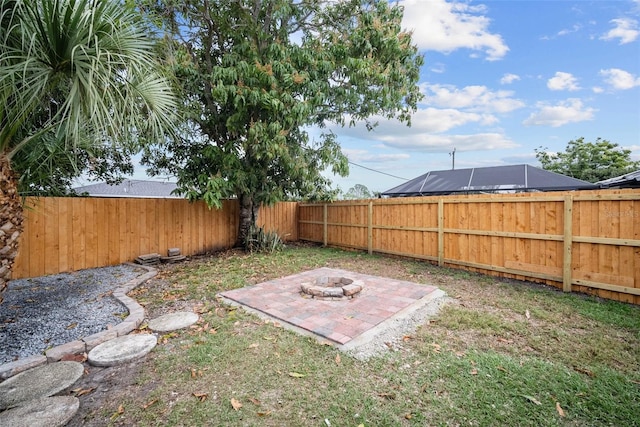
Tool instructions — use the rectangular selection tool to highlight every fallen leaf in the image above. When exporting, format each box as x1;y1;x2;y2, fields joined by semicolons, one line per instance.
335;354;341;365
496;366;508;373
263;336;276;341
71;387;95;397
378;392;396;400
249;397;261;406
497;337;513;344
431;343;441;352
556;402;565;417
61;352;87;363
288;372;306;378
525;309;531;319
231;398;242;411
193;392;208;402
66;322;78;330
257;411;272;416
143;399;158;409
573;367;594;377
248;343;259;349
522;395;542;405
109;404;125;421
405;413;413;420
402;335;413;342
470;369;478;375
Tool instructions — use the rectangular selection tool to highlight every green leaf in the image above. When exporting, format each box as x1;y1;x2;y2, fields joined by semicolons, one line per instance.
288;372;306;378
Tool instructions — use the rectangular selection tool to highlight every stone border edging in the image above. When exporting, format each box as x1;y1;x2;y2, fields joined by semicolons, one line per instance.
0;263;157;381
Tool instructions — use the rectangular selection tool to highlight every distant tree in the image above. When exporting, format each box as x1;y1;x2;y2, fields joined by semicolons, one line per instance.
343;184;373;200
535;138;640;183
141;0;423;246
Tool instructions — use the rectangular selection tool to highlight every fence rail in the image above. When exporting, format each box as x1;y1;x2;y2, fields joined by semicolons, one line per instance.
298;189;640;305
12;190;640;305
13;197;298;279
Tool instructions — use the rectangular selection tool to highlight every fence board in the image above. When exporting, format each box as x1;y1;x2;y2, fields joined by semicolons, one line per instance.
298;189;640;305
13;197;297;279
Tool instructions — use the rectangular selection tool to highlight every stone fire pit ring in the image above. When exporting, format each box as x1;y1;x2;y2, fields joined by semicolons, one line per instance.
300;276;363;300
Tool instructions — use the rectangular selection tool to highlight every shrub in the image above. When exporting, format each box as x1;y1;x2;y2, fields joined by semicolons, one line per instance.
244;225;285;253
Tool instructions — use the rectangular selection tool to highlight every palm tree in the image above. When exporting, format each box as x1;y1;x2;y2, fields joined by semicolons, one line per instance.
0;0;177;302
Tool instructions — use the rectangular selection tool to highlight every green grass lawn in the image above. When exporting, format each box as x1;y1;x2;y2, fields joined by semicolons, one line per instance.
104;244;640;426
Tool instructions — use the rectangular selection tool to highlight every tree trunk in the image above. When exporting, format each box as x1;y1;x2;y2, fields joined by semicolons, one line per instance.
0;153;24;304
236;192;260;248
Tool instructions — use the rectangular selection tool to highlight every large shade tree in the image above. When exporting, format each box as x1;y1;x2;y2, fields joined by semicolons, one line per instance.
536;138;640;183
0;0;177;302
142;0;423;245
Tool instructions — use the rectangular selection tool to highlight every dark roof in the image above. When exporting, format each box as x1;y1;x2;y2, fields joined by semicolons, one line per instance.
597;170;640;188
382;164;597;197
74;179;180;198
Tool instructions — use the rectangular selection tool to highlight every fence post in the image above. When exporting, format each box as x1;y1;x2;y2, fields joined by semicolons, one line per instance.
562;195;573;292
367;201;373;255
323;204;328;247
438;199;444;266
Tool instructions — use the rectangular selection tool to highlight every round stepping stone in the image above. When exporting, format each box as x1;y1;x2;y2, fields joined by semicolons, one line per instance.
0;396;79;427
88;333;157;367
147;311;199;332
0;361;84;410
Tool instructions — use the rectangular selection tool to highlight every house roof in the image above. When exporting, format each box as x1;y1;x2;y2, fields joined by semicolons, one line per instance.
597;170;640;188
74;179;180;198
381;164;597;197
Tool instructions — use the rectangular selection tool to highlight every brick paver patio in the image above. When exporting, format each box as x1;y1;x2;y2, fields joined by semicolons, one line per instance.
219;267;438;345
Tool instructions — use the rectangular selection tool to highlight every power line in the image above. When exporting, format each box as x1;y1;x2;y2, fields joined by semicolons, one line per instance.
348;160;409;181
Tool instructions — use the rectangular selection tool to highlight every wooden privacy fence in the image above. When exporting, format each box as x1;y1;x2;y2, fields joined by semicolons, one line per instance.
13;197;298;279
298;189;640;305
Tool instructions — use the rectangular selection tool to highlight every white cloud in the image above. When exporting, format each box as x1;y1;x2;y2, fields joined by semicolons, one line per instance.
401;0;509;61
523;99;596;127
592;86;604;94
423;84;525;113
557;24;582;36
500;73;520;85
342;149;410;163
378;133;518;152
599;68;640;90
600;18;639;44
547;72;581;91
389;108;493;133
430;63;446;74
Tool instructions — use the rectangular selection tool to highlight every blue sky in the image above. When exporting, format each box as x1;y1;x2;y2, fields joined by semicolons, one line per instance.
116;0;640;195
325;0;640;193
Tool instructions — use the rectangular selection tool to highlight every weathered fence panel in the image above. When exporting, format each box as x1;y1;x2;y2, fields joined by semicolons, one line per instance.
298;189;640;305
13;197;297;279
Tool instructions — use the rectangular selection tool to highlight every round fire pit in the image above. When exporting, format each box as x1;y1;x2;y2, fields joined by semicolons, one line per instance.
300;276;363;300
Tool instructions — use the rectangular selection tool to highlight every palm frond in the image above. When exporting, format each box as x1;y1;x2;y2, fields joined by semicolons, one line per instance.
0;0;177;158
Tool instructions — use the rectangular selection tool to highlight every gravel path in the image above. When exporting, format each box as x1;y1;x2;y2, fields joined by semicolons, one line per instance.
0;264;147;365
